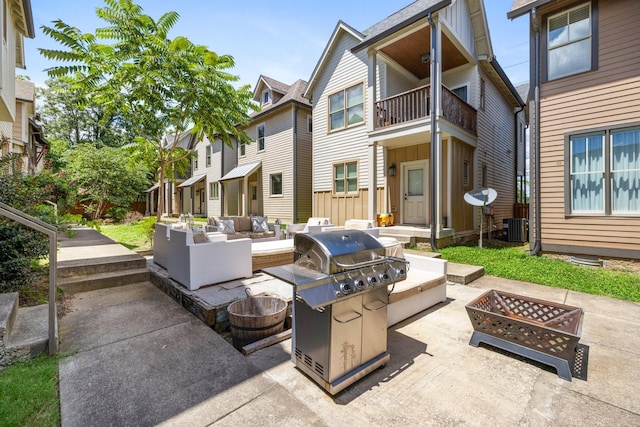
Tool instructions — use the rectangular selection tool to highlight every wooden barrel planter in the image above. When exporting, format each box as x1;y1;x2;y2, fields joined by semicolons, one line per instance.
227;296;287;350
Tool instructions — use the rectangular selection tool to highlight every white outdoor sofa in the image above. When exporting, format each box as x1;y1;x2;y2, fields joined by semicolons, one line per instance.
166;228;252;291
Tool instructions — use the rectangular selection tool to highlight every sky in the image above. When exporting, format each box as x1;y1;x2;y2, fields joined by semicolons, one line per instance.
23;0;530;91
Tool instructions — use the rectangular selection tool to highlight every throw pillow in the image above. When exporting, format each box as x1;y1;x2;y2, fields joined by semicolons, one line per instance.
252;216;270;233
216;219;235;234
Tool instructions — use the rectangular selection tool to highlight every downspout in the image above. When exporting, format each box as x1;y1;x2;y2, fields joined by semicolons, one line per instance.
529;7;542;255
292;104;298;222
514;104;525;203
428;12;439;251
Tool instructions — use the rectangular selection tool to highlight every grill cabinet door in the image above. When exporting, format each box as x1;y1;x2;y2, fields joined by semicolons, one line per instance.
362;287;388;363
329;296;363;382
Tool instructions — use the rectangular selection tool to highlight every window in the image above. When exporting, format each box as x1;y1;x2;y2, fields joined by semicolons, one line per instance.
547;3;593;80
307;115;313;133
209;182;219;200
194;157;198;170
206;145;211;167
262;90;270;105
568;126;640;215
270;173;282;196
328;83;364;131
333;161;358;194
451;85;468;103
257;124;265;151
479;79;486;110
239;141;246;157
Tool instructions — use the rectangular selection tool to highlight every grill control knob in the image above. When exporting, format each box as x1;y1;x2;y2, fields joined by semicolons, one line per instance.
354;279;366;290
367;276;378;286
379;271;390;282
339;282;352;295
395;267;406;278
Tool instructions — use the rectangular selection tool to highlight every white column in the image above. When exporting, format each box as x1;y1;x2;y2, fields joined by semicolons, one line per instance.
368;142;377;221
367;49;377;133
241;178;248;216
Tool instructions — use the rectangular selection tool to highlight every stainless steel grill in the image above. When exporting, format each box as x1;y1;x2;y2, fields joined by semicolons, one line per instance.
264;229;409;395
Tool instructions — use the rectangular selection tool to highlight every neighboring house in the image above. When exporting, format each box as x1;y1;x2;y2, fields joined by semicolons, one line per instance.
508;0;640;259
304;0;525;247
0;0;35;173
146;132;197;217
13;80;49;174
184;134;239;218
218;75;313;224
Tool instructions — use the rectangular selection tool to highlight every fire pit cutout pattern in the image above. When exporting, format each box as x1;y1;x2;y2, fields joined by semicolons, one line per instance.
466;290;586;381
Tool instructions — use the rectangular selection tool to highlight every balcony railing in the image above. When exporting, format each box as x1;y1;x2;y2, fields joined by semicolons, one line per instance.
374;85;477;135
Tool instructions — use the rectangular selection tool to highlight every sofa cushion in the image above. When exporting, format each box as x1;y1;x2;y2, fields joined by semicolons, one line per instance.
192;231;209;244
216;219;236;234
236;216;253;232
252;216;269;233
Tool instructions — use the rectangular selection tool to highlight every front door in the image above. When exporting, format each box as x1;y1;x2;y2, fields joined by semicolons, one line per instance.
402;160;428;224
249;182;258;215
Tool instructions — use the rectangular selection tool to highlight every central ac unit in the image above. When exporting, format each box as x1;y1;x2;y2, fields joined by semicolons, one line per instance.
503;218;528;242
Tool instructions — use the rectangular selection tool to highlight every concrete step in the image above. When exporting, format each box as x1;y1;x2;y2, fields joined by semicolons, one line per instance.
447;262;485;285
379;233;415;247
2;305;49;366
58;268;150;294
0;292;19;345
57;254;147;278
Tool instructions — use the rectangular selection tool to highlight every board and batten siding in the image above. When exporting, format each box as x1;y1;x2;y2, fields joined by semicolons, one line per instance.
537;0;640;258
439;0;476;59
475;69;517;233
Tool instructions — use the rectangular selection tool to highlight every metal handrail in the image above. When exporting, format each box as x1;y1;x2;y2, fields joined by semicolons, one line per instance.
0;201;58;355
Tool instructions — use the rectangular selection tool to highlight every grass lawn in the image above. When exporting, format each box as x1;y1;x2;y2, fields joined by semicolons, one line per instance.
100;216;156;252
432;242;640;302
0;355;60;426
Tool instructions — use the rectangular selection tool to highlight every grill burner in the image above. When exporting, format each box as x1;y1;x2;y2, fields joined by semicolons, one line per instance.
264;229;409;394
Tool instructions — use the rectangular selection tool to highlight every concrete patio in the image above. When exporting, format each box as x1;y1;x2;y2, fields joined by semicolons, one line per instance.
56;227;640;426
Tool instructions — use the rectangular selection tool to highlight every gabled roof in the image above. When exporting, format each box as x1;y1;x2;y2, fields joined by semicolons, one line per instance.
253;75;290;100
353;0;451;52
507;0;554;19
163;131;197;150
303;20;365;99
250;77;311;120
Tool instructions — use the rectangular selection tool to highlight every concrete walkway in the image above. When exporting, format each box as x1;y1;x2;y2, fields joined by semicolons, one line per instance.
57;230;640;426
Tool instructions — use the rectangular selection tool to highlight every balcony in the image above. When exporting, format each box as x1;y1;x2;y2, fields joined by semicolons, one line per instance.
374;85;477;135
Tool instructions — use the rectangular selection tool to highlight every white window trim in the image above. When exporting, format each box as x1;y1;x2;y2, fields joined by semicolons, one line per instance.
332;160;359;195
269;172;283;197
257;123;265;152
327;82;365;133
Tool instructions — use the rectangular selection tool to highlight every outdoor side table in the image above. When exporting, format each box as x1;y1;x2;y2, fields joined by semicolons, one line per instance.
465;289;586;381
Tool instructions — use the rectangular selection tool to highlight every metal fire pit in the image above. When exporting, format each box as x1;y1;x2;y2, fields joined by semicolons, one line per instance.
466;289;585;381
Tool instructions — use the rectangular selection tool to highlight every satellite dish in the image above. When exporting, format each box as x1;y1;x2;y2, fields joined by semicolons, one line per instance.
463;188;497;248
464;187;497;207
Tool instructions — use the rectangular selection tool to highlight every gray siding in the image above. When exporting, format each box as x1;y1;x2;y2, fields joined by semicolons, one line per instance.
476;69;517;230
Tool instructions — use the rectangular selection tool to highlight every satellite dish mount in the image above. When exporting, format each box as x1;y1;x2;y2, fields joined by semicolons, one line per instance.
463;187;497;248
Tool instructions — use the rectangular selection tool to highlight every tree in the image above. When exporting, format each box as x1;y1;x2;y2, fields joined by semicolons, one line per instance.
39;0;257;221
63;145;150;220
37;76;128;147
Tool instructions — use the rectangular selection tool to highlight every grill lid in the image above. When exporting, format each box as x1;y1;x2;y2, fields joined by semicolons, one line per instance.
295;230;385;274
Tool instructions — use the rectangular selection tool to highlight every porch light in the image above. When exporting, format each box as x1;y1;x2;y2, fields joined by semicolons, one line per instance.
421;52;430;63
388;163;396;177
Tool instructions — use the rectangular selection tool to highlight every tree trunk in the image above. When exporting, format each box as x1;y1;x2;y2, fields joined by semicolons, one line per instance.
156;158;166;222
